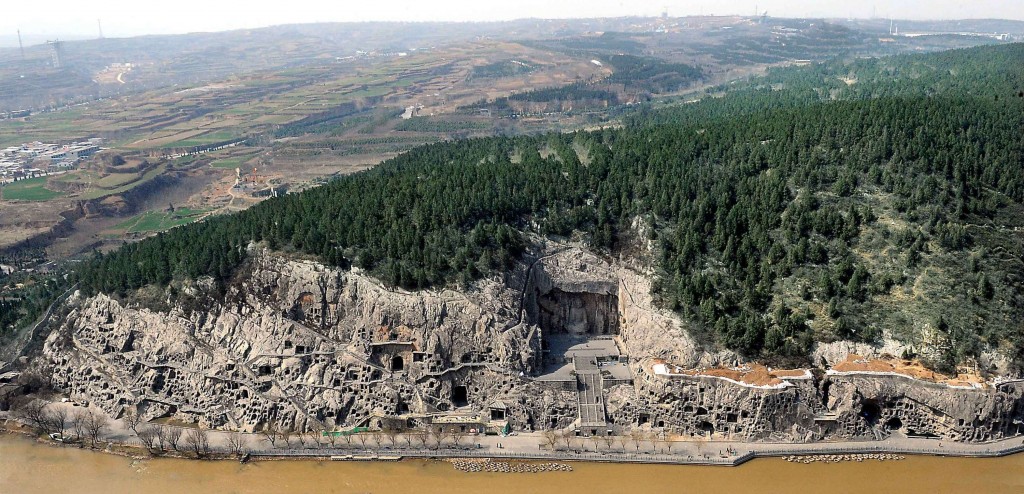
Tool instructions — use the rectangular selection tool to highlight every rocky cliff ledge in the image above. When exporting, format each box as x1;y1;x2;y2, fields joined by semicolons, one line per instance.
40;246;1024;442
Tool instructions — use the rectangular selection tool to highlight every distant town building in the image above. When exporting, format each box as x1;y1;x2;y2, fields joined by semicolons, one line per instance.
0;138;103;184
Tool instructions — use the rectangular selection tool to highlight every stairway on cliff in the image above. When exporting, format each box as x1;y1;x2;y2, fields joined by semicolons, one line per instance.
573;356;607;429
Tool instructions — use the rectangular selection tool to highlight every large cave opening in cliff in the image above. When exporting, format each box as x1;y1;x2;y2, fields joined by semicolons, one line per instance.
532;288;620;337
860;400;882;425
530;286;628;379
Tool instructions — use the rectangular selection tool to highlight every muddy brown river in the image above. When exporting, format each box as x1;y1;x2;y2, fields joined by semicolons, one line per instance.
2;434;1023;494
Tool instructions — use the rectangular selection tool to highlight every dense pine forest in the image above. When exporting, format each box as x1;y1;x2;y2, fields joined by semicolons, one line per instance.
68;43;1024;368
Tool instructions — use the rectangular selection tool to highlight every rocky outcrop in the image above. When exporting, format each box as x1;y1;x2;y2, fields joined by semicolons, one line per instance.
40;246;1024;442
44;252;543;432
614;364;1024;442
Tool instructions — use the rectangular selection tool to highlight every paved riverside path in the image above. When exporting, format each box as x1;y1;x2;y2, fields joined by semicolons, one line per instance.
245;432;1024;467
246;433;1024;466
7;407;1024;466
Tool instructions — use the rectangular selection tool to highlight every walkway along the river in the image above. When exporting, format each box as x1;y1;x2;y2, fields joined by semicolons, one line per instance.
239;434;1024;466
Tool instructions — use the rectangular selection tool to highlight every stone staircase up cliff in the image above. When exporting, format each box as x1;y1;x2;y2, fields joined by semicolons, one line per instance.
573;356;607;429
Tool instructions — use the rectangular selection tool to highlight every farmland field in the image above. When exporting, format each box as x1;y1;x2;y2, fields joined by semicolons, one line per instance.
211;154;259;169
80;163;168;200
117;207;211;234
0;177;64;201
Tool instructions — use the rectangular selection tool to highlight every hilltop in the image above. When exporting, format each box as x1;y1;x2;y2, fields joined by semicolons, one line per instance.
67;43;1024;372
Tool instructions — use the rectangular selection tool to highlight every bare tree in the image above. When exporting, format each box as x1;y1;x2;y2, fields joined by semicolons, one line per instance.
427;430;441;450
695;434;708;456
630;430;645;452
260;424;279;448
560;433;574;451
542;430;558;451
645;432;658;453
279;427;293;449
70;409;88;444
324;427;338;448
155;427;170;451
45;406;69;438
295;428;307;448
160;426;182;452
307;426;323;449
600;435;614;453
384;429;400;449
434;429;451;450
616;435;628;453
226;431;248;457
340;430;354;449
83;409;108;448
184;427;211;458
137;426;160;453
15;398;50;433
121;407;142;434
168;426;183;451
413;432;429;450
451;429;466;449
356;432;369;450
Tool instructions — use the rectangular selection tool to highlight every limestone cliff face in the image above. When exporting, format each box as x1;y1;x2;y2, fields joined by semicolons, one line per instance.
44;253;543;432
612;366;1024;442
41;246;1024;442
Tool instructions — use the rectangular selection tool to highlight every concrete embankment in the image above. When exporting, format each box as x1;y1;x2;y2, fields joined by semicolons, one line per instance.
243;435;1024;467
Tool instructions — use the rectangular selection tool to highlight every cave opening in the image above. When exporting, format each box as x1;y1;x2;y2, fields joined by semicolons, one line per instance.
699;421;715;434
391;355;405;372
532;286;628;377
533;288;620;337
885;417;903;430
452;385;469;408
860;400;882;425
151;374;166;393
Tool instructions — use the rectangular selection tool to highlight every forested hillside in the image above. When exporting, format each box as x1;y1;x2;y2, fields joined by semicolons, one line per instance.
73;43;1024;369
632;43;1024;127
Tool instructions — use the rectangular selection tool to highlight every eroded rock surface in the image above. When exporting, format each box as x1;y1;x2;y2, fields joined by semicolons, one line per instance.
41;246;1024;442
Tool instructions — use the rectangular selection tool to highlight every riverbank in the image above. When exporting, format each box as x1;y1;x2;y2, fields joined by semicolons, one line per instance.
4;432;1024;494
240;435;1024;467
6;414;1024;468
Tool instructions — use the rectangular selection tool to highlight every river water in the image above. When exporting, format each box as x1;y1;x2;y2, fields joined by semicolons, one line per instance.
2;434;1023;494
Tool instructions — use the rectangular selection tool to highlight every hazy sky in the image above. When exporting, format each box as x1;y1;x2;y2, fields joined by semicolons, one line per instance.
4;0;1022;38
